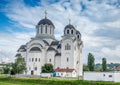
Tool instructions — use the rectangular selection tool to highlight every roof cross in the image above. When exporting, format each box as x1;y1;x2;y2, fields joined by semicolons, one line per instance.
45;10;47;18
69;19;71;24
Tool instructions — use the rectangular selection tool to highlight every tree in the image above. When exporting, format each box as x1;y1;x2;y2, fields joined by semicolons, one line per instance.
83;65;89;71
11;56;26;74
87;53;95;71
3;67;10;74
42;63;54;73
102;58;107;71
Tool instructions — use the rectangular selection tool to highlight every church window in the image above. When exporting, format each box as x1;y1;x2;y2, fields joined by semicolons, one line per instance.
50;28;51;34
32;58;34;62
77;35;79;39
37;28;39;34
45;25;47;33
41;25;43;34
109;75;112;77
49;59;51;62
39;58;40;62
35;58;37;62
67;29;69;34
67;57;69;62
71;30;73;34
77;61;79;64
65;43;71;50
34;67;37;70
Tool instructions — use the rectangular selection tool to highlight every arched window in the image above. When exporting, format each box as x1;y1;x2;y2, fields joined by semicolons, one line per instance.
34;67;37;70
37;28;39;34
32;58;34;62
67;57;69;62
41;25;43;34
49;59;51;62
39;58;40;62
65;43;71;50
35;58;37;62
50;27;51;34
67;29;69;34
77;35;79;39
45;25;47;33
71;30;73;34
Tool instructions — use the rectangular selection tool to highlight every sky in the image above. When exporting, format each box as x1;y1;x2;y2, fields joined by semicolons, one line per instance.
0;0;120;64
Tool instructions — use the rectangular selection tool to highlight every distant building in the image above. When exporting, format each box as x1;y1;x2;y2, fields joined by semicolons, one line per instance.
16;11;83;77
84;72;120;82
116;66;120;71
55;68;76;77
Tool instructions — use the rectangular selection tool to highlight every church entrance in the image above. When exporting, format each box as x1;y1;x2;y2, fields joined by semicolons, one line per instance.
31;70;34;75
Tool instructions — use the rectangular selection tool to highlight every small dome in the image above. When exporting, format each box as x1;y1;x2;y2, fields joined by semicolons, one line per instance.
76;30;81;35
37;18;54;27
65;24;75;30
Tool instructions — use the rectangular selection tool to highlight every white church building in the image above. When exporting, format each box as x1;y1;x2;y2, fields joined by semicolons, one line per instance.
16;12;83;77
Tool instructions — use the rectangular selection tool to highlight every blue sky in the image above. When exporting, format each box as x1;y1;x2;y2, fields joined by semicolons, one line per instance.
0;0;120;64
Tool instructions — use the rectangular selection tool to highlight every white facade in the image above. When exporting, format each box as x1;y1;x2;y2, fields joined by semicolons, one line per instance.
84;72;120;82
16;14;83;77
55;69;77;77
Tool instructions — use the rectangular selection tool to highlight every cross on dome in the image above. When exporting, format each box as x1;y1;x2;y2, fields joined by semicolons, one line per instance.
69;19;71;25
45;10;47;18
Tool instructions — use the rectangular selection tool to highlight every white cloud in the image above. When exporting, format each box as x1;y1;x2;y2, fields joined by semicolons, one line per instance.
1;0;120;64
0;32;34;62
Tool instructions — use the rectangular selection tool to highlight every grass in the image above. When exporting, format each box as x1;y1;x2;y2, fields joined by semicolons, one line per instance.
0;75;120;85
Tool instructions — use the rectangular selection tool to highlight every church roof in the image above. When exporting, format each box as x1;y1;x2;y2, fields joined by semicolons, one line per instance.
76;30;81;35
17;45;26;52
55;53;61;56
43;40;49;45
47;47;57;52
30;47;41;51
15;53;21;57
64;24;75;30
57;44;61;49
51;41;59;46
37;18;55;28
55;68;75;72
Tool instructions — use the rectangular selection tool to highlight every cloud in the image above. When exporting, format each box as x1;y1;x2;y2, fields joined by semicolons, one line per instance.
0;0;120;64
0;32;34;62
93;27;120;40
101;45;120;63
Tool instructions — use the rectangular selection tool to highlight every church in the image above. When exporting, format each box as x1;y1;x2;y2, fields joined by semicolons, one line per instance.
16;11;83;77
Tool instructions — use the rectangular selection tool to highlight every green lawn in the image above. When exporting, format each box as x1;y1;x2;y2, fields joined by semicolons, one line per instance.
0;76;120;85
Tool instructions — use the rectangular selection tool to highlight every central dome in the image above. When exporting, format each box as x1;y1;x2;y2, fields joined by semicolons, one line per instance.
37;18;54;27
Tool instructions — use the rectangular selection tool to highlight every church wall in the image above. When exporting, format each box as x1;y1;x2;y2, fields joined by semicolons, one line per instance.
16;15;83;77
46;51;56;67
61;39;74;68
27;52;42;75
54;56;61;69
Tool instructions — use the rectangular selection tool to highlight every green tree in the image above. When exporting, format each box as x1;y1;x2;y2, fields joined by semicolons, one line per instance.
83;65;89;71
3;67;10;74
42;63;54;73
11;56;26;74
102;58;107;71
87;53;95;71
